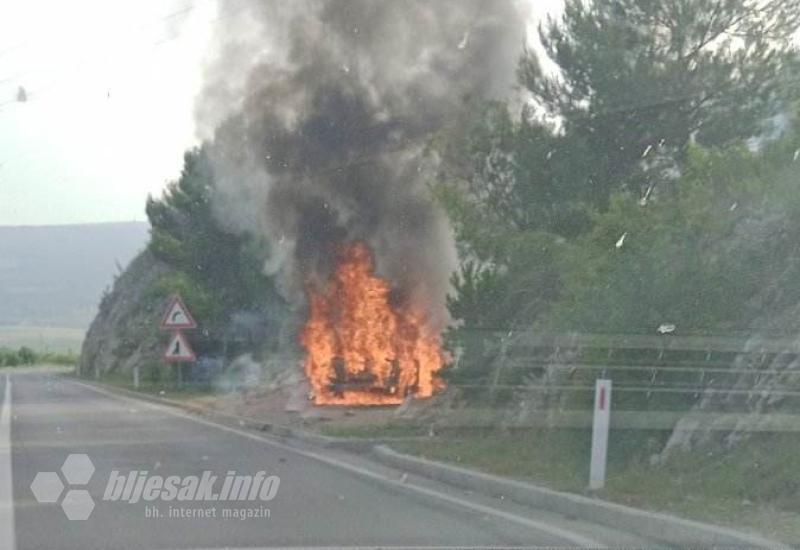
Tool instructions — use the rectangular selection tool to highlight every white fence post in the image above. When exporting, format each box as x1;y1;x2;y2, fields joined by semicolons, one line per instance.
589;378;612;490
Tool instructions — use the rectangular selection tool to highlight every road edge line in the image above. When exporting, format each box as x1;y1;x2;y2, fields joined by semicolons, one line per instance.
0;375;16;550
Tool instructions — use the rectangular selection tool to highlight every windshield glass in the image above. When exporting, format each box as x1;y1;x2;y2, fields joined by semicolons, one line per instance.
2;1;800;548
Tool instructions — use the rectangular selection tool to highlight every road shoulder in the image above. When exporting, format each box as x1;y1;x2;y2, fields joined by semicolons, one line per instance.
66;374;783;548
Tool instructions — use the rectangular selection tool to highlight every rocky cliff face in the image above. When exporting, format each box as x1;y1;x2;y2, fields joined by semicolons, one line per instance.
659;210;800;456
661;330;800;457
79;250;173;377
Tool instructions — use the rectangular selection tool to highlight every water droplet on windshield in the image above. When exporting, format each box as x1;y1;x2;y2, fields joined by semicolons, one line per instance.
457;31;470;50
657;323;676;334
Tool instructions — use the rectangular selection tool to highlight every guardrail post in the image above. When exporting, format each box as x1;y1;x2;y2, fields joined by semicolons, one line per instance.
489;335;509;400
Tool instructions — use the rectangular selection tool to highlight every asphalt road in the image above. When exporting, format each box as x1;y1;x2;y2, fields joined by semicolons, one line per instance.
1;370;658;549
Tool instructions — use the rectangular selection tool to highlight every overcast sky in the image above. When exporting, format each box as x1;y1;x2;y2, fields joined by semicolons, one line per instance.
0;0;561;226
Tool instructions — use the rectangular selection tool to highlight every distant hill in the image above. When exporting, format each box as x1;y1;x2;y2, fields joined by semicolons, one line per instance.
0;222;149;328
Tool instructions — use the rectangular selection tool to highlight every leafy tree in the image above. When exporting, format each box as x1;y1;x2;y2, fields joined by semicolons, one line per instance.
146;148;284;332
436;102;592;240
449;0;800;244
439;1;800;386
548;128;800;335
519;0;800;204
2;351;19;367
17;346;36;365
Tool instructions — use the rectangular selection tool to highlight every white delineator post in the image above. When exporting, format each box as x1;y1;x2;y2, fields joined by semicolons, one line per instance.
589;378;612;490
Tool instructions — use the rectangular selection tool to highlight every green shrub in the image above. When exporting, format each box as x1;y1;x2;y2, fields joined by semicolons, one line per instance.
17;346;36;365
39;352;79;366
3;352;19;367
142;361;172;386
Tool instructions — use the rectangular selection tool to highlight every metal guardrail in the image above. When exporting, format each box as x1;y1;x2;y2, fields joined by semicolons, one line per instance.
499;360;789;375
502;331;800;354
419;406;800;432
450;331;800;405
452;383;800;397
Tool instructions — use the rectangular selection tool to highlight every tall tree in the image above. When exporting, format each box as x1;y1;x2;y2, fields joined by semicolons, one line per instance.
519;0;800;204
439;1;800;382
146;148;282;328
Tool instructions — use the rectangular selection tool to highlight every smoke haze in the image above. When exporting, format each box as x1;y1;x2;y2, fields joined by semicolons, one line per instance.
196;0;524;326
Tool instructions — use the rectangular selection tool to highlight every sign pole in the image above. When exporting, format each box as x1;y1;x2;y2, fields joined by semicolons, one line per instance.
589;378;612;490
133;365;140;390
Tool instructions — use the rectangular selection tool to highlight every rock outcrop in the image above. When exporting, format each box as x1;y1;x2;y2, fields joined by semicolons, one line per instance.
79;250;173;377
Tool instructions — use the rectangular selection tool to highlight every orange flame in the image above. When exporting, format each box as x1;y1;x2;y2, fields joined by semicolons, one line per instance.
300;242;446;406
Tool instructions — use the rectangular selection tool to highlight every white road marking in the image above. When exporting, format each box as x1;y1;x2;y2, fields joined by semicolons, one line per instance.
0;376;16;550
73;380;601;548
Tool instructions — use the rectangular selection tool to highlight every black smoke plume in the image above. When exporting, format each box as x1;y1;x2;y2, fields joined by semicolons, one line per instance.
196;0;524;326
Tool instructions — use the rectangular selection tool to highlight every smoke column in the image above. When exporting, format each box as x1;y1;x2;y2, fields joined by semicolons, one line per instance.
196;0;524;327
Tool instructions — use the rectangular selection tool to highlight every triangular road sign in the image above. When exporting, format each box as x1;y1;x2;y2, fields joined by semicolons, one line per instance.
160;295;197;330
164;332;196;362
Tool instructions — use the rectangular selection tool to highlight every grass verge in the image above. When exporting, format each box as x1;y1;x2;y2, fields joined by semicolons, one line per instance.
392;428;800;544
72;369;216;403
